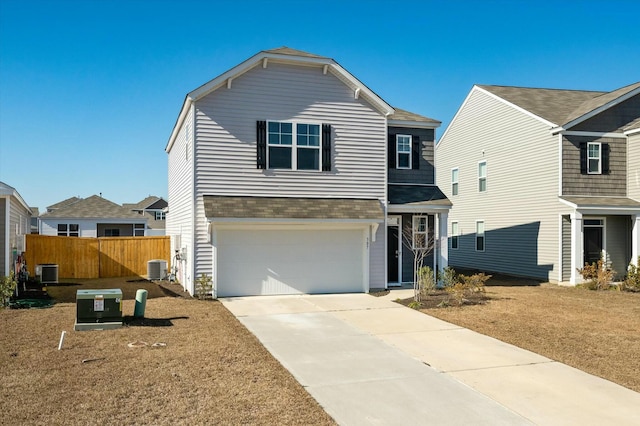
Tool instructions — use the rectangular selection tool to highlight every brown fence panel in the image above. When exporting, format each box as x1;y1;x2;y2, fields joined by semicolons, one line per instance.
24;234;100;278
98;236;170;277
25;234;170;279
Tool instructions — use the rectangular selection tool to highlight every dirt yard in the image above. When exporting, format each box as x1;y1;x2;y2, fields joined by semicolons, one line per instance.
0;278;335;425
406;276;640;393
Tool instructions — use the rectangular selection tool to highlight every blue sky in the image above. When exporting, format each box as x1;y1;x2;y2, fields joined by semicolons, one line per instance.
1;0;638;211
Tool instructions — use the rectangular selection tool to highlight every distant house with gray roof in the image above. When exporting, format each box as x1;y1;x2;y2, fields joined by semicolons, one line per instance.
39;195;147;237
123;196;167;236
166;47;450;297
436;81;640;284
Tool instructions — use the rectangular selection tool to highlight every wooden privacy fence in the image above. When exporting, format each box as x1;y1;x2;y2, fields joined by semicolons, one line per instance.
24;234;170;279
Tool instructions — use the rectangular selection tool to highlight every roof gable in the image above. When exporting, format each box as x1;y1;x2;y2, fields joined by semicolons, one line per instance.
563;81;640;130
41;195;143;220
388;108;441;128
0;181;32;214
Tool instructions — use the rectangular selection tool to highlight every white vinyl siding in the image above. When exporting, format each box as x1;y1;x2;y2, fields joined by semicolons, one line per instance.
436;87;562;281
478;161;487;192
193;62;386;200
628;134;640;201
167;106;195;292
451;168;459;196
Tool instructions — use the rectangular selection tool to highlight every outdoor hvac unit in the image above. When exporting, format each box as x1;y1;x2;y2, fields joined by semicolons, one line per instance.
75;289;123;331
36;264;59;284
147;259;167;280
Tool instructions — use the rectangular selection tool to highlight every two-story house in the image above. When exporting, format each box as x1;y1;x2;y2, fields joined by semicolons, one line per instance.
123;196;168;236
165;47;450;297
436;82;640;284
1;181;32;277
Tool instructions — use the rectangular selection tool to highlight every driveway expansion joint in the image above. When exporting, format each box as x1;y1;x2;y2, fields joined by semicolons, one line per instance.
442;360;557;374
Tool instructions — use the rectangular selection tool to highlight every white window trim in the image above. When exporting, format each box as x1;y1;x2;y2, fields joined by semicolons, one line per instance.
451;221;459;250
57;223;79;237
478;160;487;192
475;220;485;252
396;134;412;170
451;167;459;196
267;120;322;171
412;215;428;249
587;142;601;175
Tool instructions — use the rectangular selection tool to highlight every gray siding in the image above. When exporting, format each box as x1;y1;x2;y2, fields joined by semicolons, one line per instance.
572;94;640;132
388;127;435;184
629;133;640;201
606;215;631;280
562;135;626;196
436;87;562;281
561;215;571;282
166;107;195;292
0;199;6;276
369;224;385;289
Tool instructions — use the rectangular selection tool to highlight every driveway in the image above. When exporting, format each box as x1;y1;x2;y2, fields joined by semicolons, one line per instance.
221;291;640;425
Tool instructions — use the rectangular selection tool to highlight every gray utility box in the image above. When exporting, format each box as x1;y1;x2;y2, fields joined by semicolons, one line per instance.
75;289;123;331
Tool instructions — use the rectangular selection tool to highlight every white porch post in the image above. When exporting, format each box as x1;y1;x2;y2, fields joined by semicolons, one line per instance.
570;211;584;285
438;212;449;274
632;215;640;267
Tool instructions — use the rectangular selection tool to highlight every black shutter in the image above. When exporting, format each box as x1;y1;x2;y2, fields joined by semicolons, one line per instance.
256;120;266;169
412;135;420;170
602;143;610;174
579;142;587;174
322;124;332;171
388;134;396;169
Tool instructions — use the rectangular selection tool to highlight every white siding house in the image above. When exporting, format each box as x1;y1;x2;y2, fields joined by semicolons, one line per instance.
166;48;449;297
0;182;32;277
437;83;640;284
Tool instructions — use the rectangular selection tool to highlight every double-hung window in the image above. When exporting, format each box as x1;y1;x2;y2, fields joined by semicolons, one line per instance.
478;161;487;192
412;216;428;249
587;142;601;174
155;211;166;221
476;221;485;252
267;121;320;170
451;168;459;196
451;221;459;249
134;224;145;236
58;223;79;237
396;135;412;169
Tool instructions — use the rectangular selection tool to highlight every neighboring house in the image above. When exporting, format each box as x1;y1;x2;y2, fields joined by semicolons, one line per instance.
0;182;32;277
39;195;148;237
166;47;450;297
30;207;39;234
123;196;168;236
436;82;640;284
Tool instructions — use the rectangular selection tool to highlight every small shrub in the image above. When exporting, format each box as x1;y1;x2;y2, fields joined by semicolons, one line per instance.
407;300;422;310
418;266;436;297
621;257;640;292
438;266;459;289
0;272;17;308
445;273;490;307
578;259;615;291
195;273;213;300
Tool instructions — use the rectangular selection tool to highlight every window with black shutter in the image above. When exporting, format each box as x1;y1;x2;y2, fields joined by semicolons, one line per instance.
602;143;610;174
388;134;396;169
412;135;420;169
256;120;266;169
322;124;331;171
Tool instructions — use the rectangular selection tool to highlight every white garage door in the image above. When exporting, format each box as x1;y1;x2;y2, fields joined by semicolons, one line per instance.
216;228;365;297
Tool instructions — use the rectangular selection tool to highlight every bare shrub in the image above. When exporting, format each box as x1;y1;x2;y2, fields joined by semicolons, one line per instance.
578;259;615;291
445;272;490;306
621;257;640;292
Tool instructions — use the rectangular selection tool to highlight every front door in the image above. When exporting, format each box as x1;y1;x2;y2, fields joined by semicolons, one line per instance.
387;217;400;285
584;226;603;265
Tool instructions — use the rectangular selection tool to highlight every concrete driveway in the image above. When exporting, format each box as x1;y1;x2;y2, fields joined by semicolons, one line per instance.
221;291;640;425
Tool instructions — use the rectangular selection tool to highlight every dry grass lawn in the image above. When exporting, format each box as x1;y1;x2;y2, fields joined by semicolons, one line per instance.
415;277;640;393
1;278;335;425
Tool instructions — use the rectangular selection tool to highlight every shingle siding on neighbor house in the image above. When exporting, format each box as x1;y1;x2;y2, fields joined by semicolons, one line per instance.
388;127;435;184
436;87;562;281
573;94;640;132
629;133;640;201
562;135;627;196
167;106;195;286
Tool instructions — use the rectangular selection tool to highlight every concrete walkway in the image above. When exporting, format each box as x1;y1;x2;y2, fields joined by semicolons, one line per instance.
221;291;640;425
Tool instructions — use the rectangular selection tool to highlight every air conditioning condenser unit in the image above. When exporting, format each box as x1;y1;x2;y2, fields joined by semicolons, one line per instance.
147;259;167;280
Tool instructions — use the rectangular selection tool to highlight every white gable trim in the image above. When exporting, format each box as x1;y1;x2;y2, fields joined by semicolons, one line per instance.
437;86;477;146
560;130;627;139
563;86;640;130
388;119;440;129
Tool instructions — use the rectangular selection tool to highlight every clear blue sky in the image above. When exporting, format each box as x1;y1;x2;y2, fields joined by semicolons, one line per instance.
1;0;638;211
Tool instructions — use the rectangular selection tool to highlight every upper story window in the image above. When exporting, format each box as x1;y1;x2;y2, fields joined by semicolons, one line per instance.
412;216;428;249
155;211;166;221
478;161;487;192
587;142;601;174
396;135;412;169
266;121;320;170
58;223;79;237
451;168;459;196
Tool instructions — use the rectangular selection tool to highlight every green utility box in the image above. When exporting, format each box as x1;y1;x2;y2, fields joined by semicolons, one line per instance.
75;289;123;331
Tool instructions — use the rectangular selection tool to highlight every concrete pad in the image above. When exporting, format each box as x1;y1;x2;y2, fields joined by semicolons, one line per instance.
220;295;321;317
451;361;640;426
309;374;532;426
303;293;402;311
379;328;551;372
332;306;461;335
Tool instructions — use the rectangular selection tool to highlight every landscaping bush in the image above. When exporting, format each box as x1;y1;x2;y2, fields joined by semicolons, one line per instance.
621;257;640;292
0;272;17;308
418;266;436;297
438;266;459;288
195;273;213;300
444;272;489;307
578;259;615;291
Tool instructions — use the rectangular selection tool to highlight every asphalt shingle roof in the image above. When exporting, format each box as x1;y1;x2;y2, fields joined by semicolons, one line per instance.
388;185;452;206
389;108;441;125
263;47;329;59
204;196;384;220
40;195;143;219
560;196;640;209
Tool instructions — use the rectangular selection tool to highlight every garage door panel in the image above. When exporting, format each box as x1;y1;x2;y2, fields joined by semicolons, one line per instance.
216;228;364;297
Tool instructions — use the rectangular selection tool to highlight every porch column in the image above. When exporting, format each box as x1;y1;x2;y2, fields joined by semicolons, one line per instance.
632;215;640;267
438;212;449;274
570;211;583;285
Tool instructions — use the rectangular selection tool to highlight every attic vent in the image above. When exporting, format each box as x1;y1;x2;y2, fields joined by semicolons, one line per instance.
147;260;167;281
